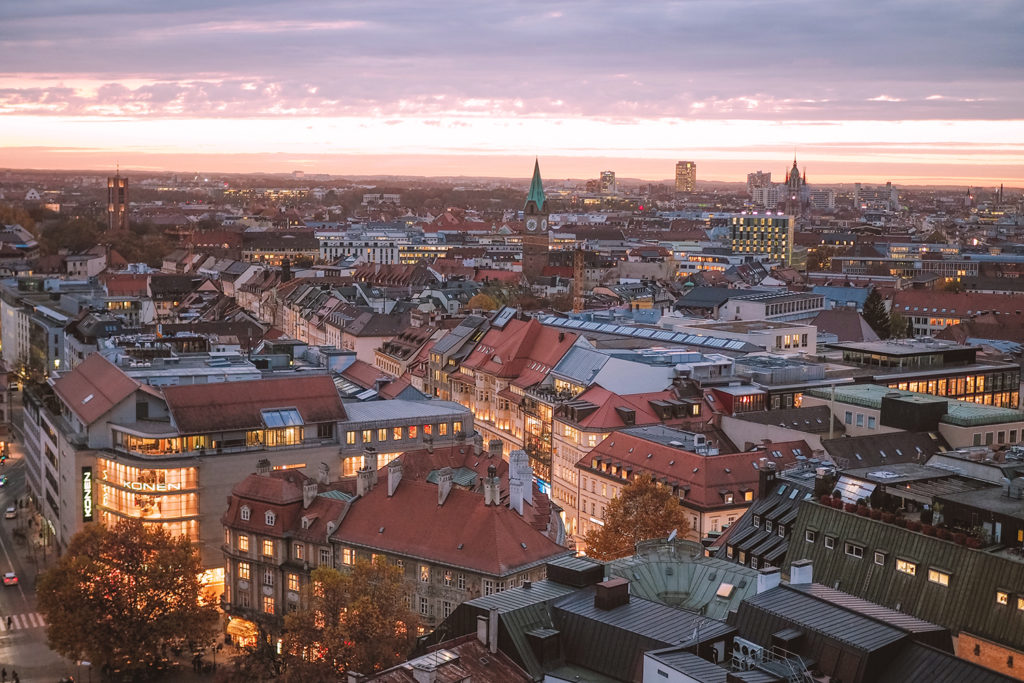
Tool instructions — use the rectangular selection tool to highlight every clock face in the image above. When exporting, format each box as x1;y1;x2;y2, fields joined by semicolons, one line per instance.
526;218;538;231
540;219;548;231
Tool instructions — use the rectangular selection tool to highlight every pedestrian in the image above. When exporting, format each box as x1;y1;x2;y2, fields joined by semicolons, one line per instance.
2;666;7;681
5;616;10;629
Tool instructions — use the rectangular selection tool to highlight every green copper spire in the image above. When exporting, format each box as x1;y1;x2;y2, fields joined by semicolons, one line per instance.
524;158;546;213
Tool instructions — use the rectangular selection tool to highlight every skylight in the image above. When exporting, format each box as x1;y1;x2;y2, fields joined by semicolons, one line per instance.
261;408;304;428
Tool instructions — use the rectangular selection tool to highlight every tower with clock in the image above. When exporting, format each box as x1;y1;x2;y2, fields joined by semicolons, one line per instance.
522;159;550;281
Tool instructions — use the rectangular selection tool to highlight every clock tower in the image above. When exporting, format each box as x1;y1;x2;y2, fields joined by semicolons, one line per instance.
522;159;550;281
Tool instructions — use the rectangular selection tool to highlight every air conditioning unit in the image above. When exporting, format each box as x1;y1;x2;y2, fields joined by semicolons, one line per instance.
732;637;765;671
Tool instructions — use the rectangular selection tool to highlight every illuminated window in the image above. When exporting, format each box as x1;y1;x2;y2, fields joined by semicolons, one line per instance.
238;535;249;552
238;561;250;580
293;543;303;560
927;569;950;587
420;565;430;583
378;428;388;442
262;540;274;557
896;559;916;576
453;421;462;434
342;548;355;565
439;423;447;436
362;429;372;443
997;591;1009;605
263;596;275;614
346;431;356;445
444;570;453;586
288;573;299;592
393;427;403;441
744;491;753;502
408;425;417;439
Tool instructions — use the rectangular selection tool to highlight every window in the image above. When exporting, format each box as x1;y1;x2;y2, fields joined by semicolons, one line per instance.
744;490;753;502
724;493;734;504
263;595;274;614
239;591;250;608
408;425;417;439
896;559;916;576
288;573;299;592
484;579;494;596
419;597;430;616
293;543;304;560
238;561;250;580
844;542;864;559
378;428;388;442
342;548;355;565
346;431;356;445
443;600;453;618
240;505;251;521
457;574;466;590
444;570;453;586
362;429;372;443
420;565;430;583
867;416;877;429
927;569;950;587
265;511;276;526
262;539;274;557
238;535;250;553
845;411;853;425
874;551;886;565
997;591;1009;606
805;530;816;543
319;548;332;567
453;421;462;434
393;427;403;441
439;422;448;436
824;536;835;550
778;525;785;538
856;414;864;427
1017;597;1024;611
263;568;274;586
750;557;759;569
753;515;761;529
764;520;773;532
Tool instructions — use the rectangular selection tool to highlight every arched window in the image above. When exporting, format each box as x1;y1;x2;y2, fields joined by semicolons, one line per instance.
240;505;251;521
265;510;276;526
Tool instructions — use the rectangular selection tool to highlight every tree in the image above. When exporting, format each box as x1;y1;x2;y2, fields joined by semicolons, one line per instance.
862;288;891;339
467;293;499;311
281;560;417;678
888;310;910;339
38;519;218;677
582;475;691;561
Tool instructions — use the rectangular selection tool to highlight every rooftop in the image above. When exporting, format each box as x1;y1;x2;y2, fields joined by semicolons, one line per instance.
804;384;1024;427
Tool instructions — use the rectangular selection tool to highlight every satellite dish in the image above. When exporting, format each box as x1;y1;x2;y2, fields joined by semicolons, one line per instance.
667;528;678;542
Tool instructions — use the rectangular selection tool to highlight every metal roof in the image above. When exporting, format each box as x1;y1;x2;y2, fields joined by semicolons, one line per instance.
877;641;1018;683
805;384;1024;427
538;315;759;353
645;648;729;682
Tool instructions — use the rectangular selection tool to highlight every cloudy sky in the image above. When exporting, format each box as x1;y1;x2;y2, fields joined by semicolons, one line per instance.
1;0;1021;184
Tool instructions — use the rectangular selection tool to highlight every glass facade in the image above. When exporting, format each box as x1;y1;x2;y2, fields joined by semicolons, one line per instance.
96;457;200;541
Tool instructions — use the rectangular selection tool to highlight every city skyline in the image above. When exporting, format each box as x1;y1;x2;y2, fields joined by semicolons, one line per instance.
1;1;1022;185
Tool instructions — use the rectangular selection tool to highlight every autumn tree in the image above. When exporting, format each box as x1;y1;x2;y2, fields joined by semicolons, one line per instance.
281;559;417;679
38;519;218;677
583;475;691;561
467;292;499;311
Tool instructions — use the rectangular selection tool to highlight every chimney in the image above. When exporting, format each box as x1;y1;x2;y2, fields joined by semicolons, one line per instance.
758;460;777;498
437;466;454;506
488;438;503;459
483;464;500;506
790;559;813;585
255;458;271;475
509;473;524;516
363;446;379;487
756;567;781;594
594;578;630;610
387;458;403;497
410;663;436;683
281;257;292;283
302;481;318;509
473;431;484;455
488;607;499;654
356;464;374;497
424;434;434;453
476;615;489;647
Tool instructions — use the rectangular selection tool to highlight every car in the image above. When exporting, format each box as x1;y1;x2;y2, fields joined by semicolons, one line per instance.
3;507;15;519
3;572;16;586
0;475;7;487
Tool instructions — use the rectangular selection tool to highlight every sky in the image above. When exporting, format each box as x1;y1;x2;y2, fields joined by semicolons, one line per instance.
0;1;1022;186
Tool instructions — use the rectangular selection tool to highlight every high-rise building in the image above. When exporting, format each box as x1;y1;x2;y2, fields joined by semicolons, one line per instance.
522;160;550;281
675;161;696;193
107;172;129;232
746;170;772;195
599;170;616;194
729;214;795;265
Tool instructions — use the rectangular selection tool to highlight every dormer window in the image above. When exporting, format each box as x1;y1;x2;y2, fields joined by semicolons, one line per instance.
240;505;251;522
753;515;761;529
265;511;276;526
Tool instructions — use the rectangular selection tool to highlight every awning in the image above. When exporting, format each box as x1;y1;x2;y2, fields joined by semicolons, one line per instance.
226;618;258;639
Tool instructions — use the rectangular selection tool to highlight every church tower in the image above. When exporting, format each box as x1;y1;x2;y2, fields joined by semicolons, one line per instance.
784;156;804;217
522;159;550;281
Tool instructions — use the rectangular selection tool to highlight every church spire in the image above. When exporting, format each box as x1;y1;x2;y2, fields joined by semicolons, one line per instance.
524;158;546;213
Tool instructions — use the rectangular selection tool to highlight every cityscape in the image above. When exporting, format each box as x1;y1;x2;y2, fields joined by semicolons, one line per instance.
1;1;1023;682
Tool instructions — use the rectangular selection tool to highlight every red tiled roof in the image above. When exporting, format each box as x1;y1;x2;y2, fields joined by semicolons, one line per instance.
578;430;808;511
462;319;578;386
892;289;1024;317
378;376;412;399
102;273;149;297
52;354;142;425
340;360;391;389
223;471;354;543
563;386;679;430
333;479;569;576
164;375;346;434
473;269;522;284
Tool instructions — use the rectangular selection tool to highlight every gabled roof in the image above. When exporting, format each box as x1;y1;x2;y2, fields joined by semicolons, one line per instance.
333;479;570;576
822;431;949;469
461;318;578;386
812;309;880;342
163;375;346;434
52;353;142;425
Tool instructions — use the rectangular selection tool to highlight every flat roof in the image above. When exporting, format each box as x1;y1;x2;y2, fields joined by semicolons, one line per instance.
828;339;979;356
343;399;470;424
682;320;812;333
804;384;1024;427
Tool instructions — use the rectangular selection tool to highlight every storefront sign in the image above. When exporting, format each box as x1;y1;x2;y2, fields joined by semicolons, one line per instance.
126;481;182;492
82;467;93;522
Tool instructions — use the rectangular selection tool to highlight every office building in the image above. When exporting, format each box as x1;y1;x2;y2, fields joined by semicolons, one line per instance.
599;170;616;194
675;161;696;193
728;213;795;265
746;170;771;195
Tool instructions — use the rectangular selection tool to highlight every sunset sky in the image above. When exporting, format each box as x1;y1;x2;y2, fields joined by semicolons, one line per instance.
1;1;1021;185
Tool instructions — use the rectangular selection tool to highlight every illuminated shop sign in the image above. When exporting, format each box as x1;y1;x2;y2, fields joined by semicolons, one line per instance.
125;481;182;492
82;467;93;522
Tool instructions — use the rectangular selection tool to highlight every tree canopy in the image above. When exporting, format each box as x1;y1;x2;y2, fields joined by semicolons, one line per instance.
862;288;891;339
37;519;218;676
466;292;499;311
582;475;691;561
281;559;417;679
